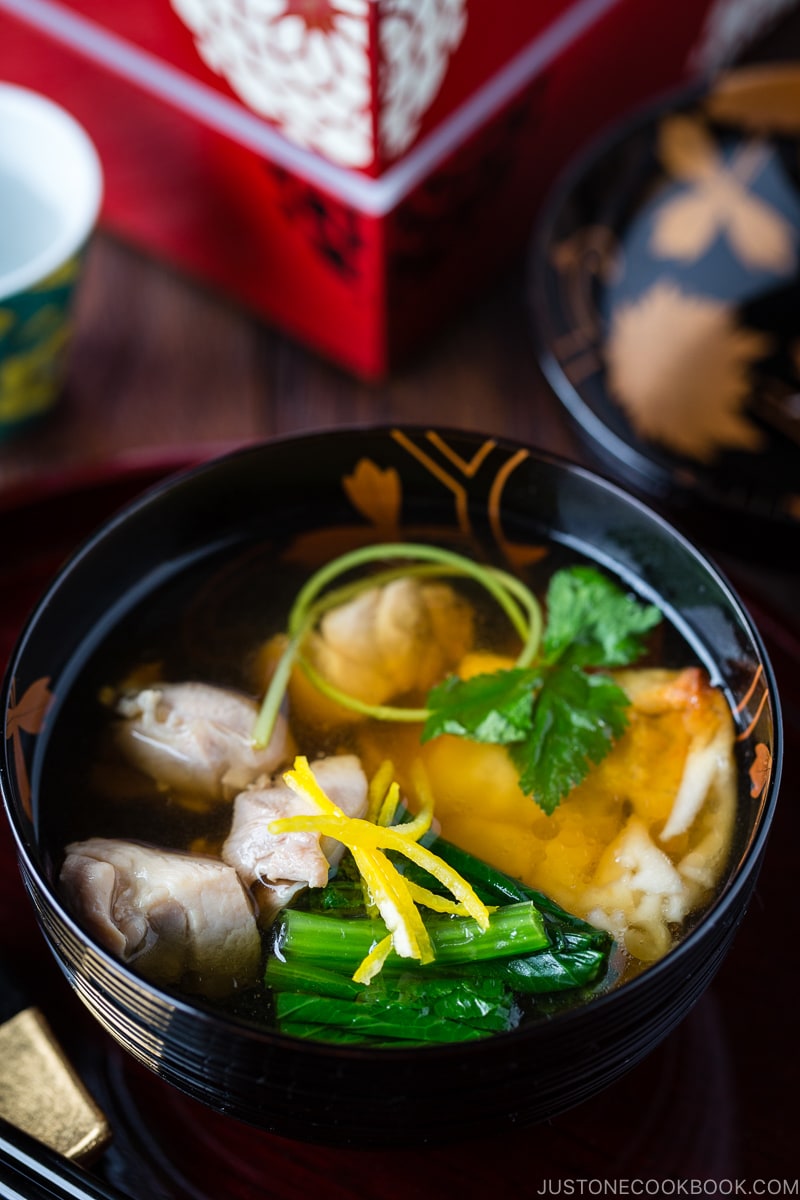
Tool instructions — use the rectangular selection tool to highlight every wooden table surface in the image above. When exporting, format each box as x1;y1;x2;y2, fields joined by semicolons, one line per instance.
0;231;797;1197
0;232;580;491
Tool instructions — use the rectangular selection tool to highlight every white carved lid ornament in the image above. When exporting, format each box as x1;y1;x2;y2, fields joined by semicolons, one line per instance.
170;0;468;169
378;0;467;160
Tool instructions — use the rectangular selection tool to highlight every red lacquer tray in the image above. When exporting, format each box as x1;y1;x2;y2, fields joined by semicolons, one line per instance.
1;456;797;1197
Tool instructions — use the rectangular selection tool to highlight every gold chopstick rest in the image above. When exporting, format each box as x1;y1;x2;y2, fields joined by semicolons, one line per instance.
0;1006;111;1162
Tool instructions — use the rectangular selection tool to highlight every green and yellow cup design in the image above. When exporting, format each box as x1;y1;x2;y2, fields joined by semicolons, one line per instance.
0;85;102;436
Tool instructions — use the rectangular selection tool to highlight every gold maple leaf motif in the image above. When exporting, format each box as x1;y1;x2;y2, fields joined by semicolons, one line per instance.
749;742;772;799
7;676;52;738
283;458;403;566
343;458;402;532
651;115;795;274
6;676;53;821
605;281;768;463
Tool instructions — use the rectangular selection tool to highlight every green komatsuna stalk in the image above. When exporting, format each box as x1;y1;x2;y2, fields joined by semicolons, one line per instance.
274;900;548;972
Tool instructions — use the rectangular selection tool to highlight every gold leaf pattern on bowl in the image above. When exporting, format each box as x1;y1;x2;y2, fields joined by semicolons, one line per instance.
653;116;795;273
605;281;769;463
748;742;772;800
343;458;402;531
5;676;53;820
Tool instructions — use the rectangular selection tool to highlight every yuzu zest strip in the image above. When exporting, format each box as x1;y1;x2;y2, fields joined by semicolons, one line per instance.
276;756;490;979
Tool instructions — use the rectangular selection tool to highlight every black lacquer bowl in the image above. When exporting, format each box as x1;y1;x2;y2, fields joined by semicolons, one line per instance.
530;63;800;554
0;428;782;1147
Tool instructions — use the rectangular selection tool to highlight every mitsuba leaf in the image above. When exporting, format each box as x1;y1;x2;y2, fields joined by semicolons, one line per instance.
422;668;542;745
543;566;662;668
512;667;631;814
420;564;661;814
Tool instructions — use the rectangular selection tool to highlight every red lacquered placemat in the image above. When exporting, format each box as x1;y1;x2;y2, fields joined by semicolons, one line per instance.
0;458;797;1197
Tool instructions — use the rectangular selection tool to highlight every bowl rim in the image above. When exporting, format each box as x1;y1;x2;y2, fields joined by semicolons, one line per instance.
0;424;785;1062
528;78;706;496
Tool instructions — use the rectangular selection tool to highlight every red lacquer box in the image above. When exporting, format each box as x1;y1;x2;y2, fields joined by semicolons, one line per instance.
0;0;763;377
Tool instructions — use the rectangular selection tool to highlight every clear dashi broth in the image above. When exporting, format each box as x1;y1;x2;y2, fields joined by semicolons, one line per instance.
37;532;744;1043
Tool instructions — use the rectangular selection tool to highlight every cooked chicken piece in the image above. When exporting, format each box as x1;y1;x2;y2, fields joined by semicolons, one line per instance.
60;838;262;998
222;754;368;922
316;577;473;699
261;577;474;727
114;681;292;803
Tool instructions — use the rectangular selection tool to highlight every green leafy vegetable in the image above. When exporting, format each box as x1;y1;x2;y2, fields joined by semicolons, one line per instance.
511;667;632;815
422;566;661;813
266;956;520;1042
274;993;495;1043
491;939;609;994
542;566;662;667
262;841;614;1045
274;900;548;972
422;668;544;744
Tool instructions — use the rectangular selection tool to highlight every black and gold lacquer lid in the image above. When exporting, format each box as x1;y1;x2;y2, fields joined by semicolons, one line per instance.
531;60;800;555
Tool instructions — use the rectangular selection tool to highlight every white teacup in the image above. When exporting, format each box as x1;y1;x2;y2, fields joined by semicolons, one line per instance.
0;84;102;435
